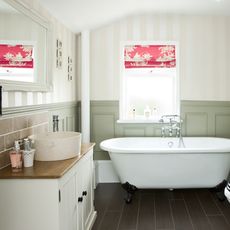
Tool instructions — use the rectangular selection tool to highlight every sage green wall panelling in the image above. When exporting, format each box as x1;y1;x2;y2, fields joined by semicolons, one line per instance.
90;101;118;160
215;114;230;138
184;113;208;136
123;127;145;137
91;100;230;160
181;101;230;137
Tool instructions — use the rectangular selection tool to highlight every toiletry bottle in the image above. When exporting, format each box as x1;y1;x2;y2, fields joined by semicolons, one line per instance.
144;105;151;119
9;140;23;172
132;108;136;119
152;106;157;119
23;138;35;168
24;138;31;151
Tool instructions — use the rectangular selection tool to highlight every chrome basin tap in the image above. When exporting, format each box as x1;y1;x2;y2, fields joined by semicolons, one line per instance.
53;115;59;132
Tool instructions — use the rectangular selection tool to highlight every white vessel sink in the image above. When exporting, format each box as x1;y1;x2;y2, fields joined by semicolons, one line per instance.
34;132;81;161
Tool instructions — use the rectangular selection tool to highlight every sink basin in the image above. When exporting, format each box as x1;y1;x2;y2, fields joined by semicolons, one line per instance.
34;132;81;161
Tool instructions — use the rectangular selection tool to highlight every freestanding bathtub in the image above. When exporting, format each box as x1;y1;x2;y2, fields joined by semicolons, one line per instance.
100;137;230;189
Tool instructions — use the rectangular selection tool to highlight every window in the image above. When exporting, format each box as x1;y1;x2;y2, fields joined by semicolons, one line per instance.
119;42;179;122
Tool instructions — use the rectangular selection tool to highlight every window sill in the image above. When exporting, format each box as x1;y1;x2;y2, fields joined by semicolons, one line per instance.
117;119;163;124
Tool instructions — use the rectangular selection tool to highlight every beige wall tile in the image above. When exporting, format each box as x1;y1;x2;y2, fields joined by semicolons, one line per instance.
0;136;4;152
5;132;20;149
20;128;33;139
33;123;48;134
28;112;49;127
0;150;10;169
13;116;28;131
0;118;13;135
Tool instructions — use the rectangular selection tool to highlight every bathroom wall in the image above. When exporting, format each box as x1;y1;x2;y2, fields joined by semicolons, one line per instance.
90;14;230;101
89;13;230;160
0;102;77;169
1;0;78;108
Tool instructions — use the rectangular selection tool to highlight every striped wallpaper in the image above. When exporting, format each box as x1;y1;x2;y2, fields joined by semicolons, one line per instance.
90;14;230;101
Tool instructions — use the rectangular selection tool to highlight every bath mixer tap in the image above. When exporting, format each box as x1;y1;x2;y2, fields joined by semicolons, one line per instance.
160;115;180;137
160;115;185;147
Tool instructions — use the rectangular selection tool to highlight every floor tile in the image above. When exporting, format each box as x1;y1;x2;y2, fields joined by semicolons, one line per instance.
93;184;230;230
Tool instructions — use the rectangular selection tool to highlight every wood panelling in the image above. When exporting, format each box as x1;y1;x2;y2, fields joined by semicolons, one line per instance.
184;112;208;136
123;127;146;137
48;102;78;132
215;114;230;137
92;114;115;152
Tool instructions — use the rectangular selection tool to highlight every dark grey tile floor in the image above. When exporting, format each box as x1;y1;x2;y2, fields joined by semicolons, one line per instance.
92;183;230;230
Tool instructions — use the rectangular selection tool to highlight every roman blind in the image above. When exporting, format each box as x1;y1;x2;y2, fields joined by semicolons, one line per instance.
124;45;176;68
0;44;33;68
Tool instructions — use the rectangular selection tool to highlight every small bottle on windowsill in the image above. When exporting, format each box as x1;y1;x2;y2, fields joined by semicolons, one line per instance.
144;106;151;119
132;108;136;119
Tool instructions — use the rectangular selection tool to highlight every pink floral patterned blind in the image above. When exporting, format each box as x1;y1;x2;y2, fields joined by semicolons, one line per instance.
124;45;176;68
0;44;33;68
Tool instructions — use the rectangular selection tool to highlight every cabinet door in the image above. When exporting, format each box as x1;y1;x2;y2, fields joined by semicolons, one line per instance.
82;152;94;230
75;150;94;230
59;175;77;230
75;161;84;230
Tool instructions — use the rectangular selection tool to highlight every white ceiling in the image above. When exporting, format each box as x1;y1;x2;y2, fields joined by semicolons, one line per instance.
37;0;230;33
0;0;18;13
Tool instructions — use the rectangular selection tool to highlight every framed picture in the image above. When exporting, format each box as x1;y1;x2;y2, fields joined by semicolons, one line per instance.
56;39;63;69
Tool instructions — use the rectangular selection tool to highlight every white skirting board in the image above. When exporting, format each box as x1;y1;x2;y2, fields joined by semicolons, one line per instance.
94;160;120;185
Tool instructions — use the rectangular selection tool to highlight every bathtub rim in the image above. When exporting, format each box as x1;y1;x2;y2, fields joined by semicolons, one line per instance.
100;137;230;154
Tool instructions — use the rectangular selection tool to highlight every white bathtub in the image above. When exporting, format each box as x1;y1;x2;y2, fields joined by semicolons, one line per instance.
100;137;230;189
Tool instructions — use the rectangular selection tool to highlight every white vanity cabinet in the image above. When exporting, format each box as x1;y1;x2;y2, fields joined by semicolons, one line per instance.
59;148;95;230
0;146;96;230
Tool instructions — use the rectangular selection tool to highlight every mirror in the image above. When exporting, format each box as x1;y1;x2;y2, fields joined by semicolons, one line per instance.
0;0;52;91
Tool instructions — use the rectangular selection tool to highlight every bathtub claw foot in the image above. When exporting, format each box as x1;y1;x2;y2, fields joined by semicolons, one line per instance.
125;193;132;204
211;180;227;201
212;180;227;192
122;182;137;204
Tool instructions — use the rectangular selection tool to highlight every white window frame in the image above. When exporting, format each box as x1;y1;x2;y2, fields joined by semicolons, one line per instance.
119;41;180;123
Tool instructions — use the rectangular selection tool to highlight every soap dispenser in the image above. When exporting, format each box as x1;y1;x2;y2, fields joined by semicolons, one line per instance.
9;140;23;172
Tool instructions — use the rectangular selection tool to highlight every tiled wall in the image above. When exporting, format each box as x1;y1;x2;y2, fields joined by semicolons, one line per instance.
0;112;49;169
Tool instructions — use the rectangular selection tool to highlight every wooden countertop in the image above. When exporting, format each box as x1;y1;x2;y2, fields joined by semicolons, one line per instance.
0;143;95;179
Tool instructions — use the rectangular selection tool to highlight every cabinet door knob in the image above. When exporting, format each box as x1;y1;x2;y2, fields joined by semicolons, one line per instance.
78;197;83;202
82;191;87;196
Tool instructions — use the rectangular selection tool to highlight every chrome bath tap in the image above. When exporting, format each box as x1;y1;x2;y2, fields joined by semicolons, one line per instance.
160;115;185;147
